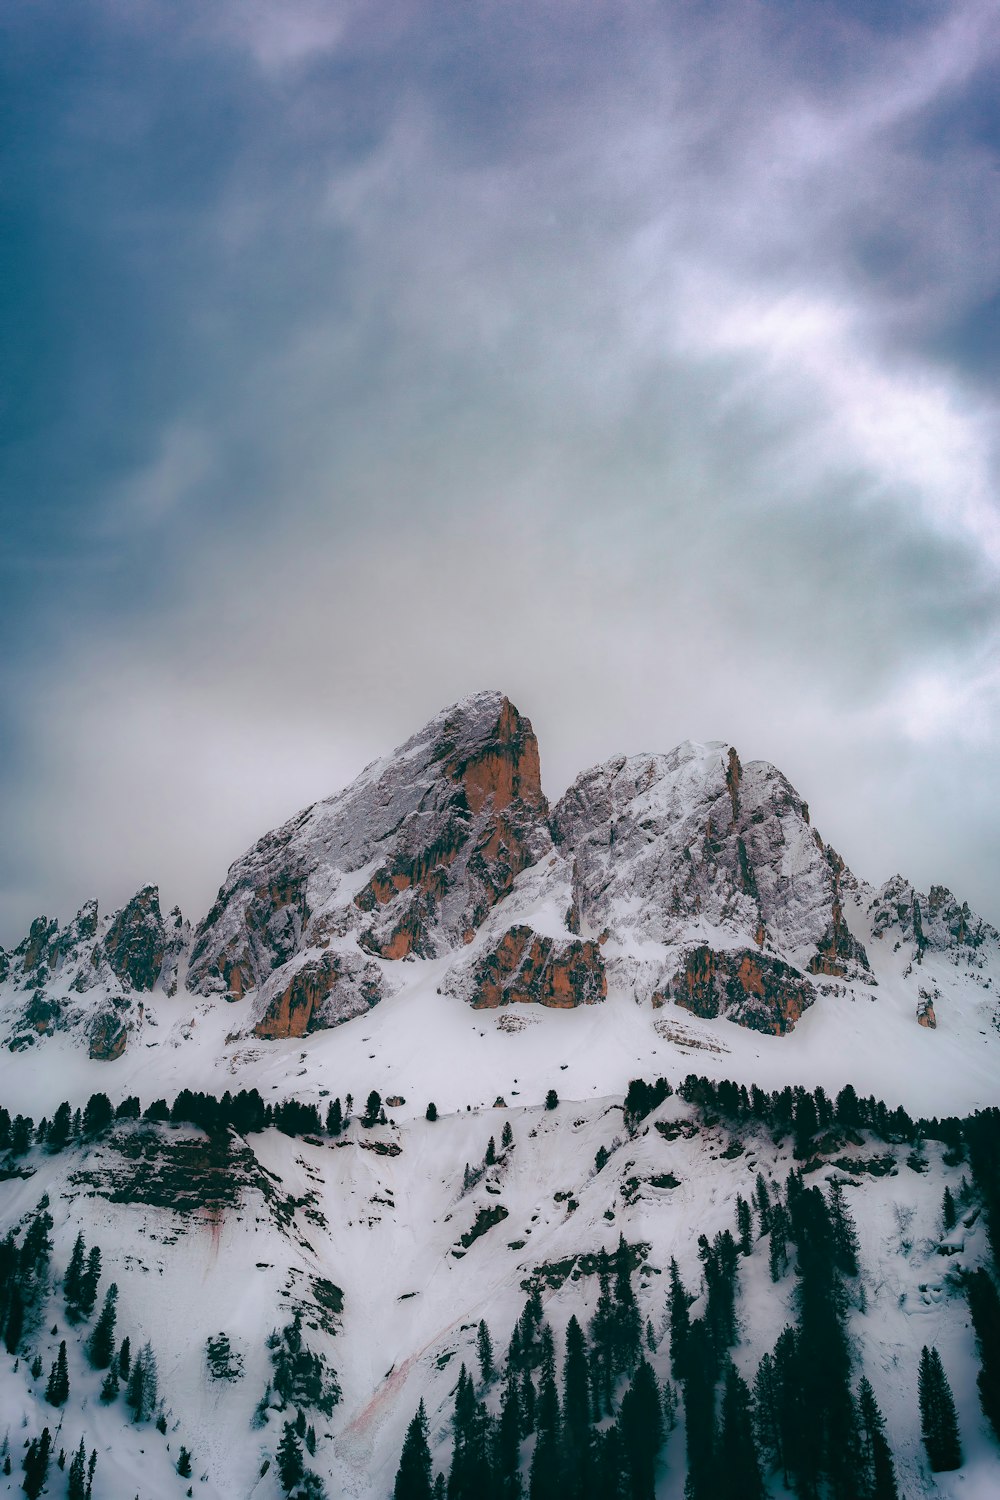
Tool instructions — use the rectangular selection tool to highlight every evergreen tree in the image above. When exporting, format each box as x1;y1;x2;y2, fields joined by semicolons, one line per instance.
87;1282;118;1368
682;1319;717;1500
754;1173;771;1235
612;1235;642;1375
100;1366;120;1402
544;1089;558;1111
717;1364;762;1500
918;1345;962;1472
395;1401;433;1500
618;1359;663;1500
495;1367;522;1500
45;1340;69;1406
667;1258;691;1380
501;1121;514;1151
362;1091;382;1128
277;1421;305;1494
485;1137;496;1167
827;1179;860;1276
560;1315;591;1500
967;1267;1000;1440
125;1341;158;1423
768;1203;789;1282
177;1447;193;1478
735;1195;753;1256
942;1185;957;1232
118;1335;131;1378
22;1428;51;1500
67;1439;87;1500
426;1103;438;1123
857;1377;899;1500
63;1232;87;1319
477;1320;495;1385
529;1344;561;1500
325;1098;343;1137
78;1245;102;1319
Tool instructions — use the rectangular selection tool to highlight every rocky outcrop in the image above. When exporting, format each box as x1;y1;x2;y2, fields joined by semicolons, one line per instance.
466;925;606;1010
870;876;996;959
103;885;168;991
188;693;552;1015
252;951;385;1039
916;994;937;1029
665;945;815;1035
89;1008;130;1061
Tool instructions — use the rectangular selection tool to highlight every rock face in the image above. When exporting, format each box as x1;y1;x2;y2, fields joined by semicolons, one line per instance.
251;951;386;1039
665;945;815;1035
869;876;996;960
188;693;552;1034
102;885;168;991
916;994;937;1029
465;926;606;1010
550;741;873;1030
0;890;187;1059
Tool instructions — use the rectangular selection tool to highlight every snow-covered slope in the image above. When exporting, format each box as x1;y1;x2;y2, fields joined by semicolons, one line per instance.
0;691;997;1499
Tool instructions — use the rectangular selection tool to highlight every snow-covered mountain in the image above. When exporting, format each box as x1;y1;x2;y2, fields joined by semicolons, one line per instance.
0;691;997;1500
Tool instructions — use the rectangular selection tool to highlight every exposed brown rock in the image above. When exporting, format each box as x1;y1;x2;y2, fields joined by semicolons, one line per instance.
468;926;606;1010
253;951;382;1039
89;1010;130;1061
916;995;937;1029
671;944;815;1035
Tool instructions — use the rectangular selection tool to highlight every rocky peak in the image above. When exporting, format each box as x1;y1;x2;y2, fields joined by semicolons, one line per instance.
869;875;996;960
551;739;872;1027
102;885;169;992
188;693;552;1026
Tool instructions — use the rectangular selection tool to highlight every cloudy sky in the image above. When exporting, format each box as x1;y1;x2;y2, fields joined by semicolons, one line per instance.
3;0;1000;943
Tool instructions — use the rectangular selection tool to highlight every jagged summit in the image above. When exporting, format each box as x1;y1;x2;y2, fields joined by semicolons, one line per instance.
0;692;996;1065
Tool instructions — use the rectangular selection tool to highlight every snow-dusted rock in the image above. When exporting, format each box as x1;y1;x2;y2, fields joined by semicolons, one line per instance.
551;741;872;1026
187;693;552;1032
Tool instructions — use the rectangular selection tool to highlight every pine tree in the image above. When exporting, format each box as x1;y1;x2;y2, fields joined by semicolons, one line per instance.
78;1245;102;1319
22;1428;51;1500
717;1364;762;1500
754;1173;771;1235
495;1367;522;1500
67;1439;87;1500
177;1447;193;1477
942;1186;957;1232
87;1282;118;1368
967;1267;1000;1439
529;1344;561;1500
827;1180;860;1276
501;1122;514;1151
362;1091;382;1128
325;1098;343;1137
618;1358;664;1500
560;1315;591;1500
426;1103;438;1123
544;1089;558;1111
667;1257;691;1380
64;1232;87;1319
477;1320;495;1385
857;1377;899;1500
277;1421;305;1494
735;1195;753;1256
768;1203;789;1282
118;1334;131;1378
485;1137;496;1167
125;1341;158;1423
45;1340;69;1406
918;1345;962;1472
100;1366;120;1402
612;1234;642;1374
394;1400;433;1500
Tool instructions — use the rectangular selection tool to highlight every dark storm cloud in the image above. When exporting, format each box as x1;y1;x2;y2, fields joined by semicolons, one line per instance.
2;0;999;941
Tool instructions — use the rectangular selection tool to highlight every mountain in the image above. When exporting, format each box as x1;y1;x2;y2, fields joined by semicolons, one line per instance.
0;691;997;1500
